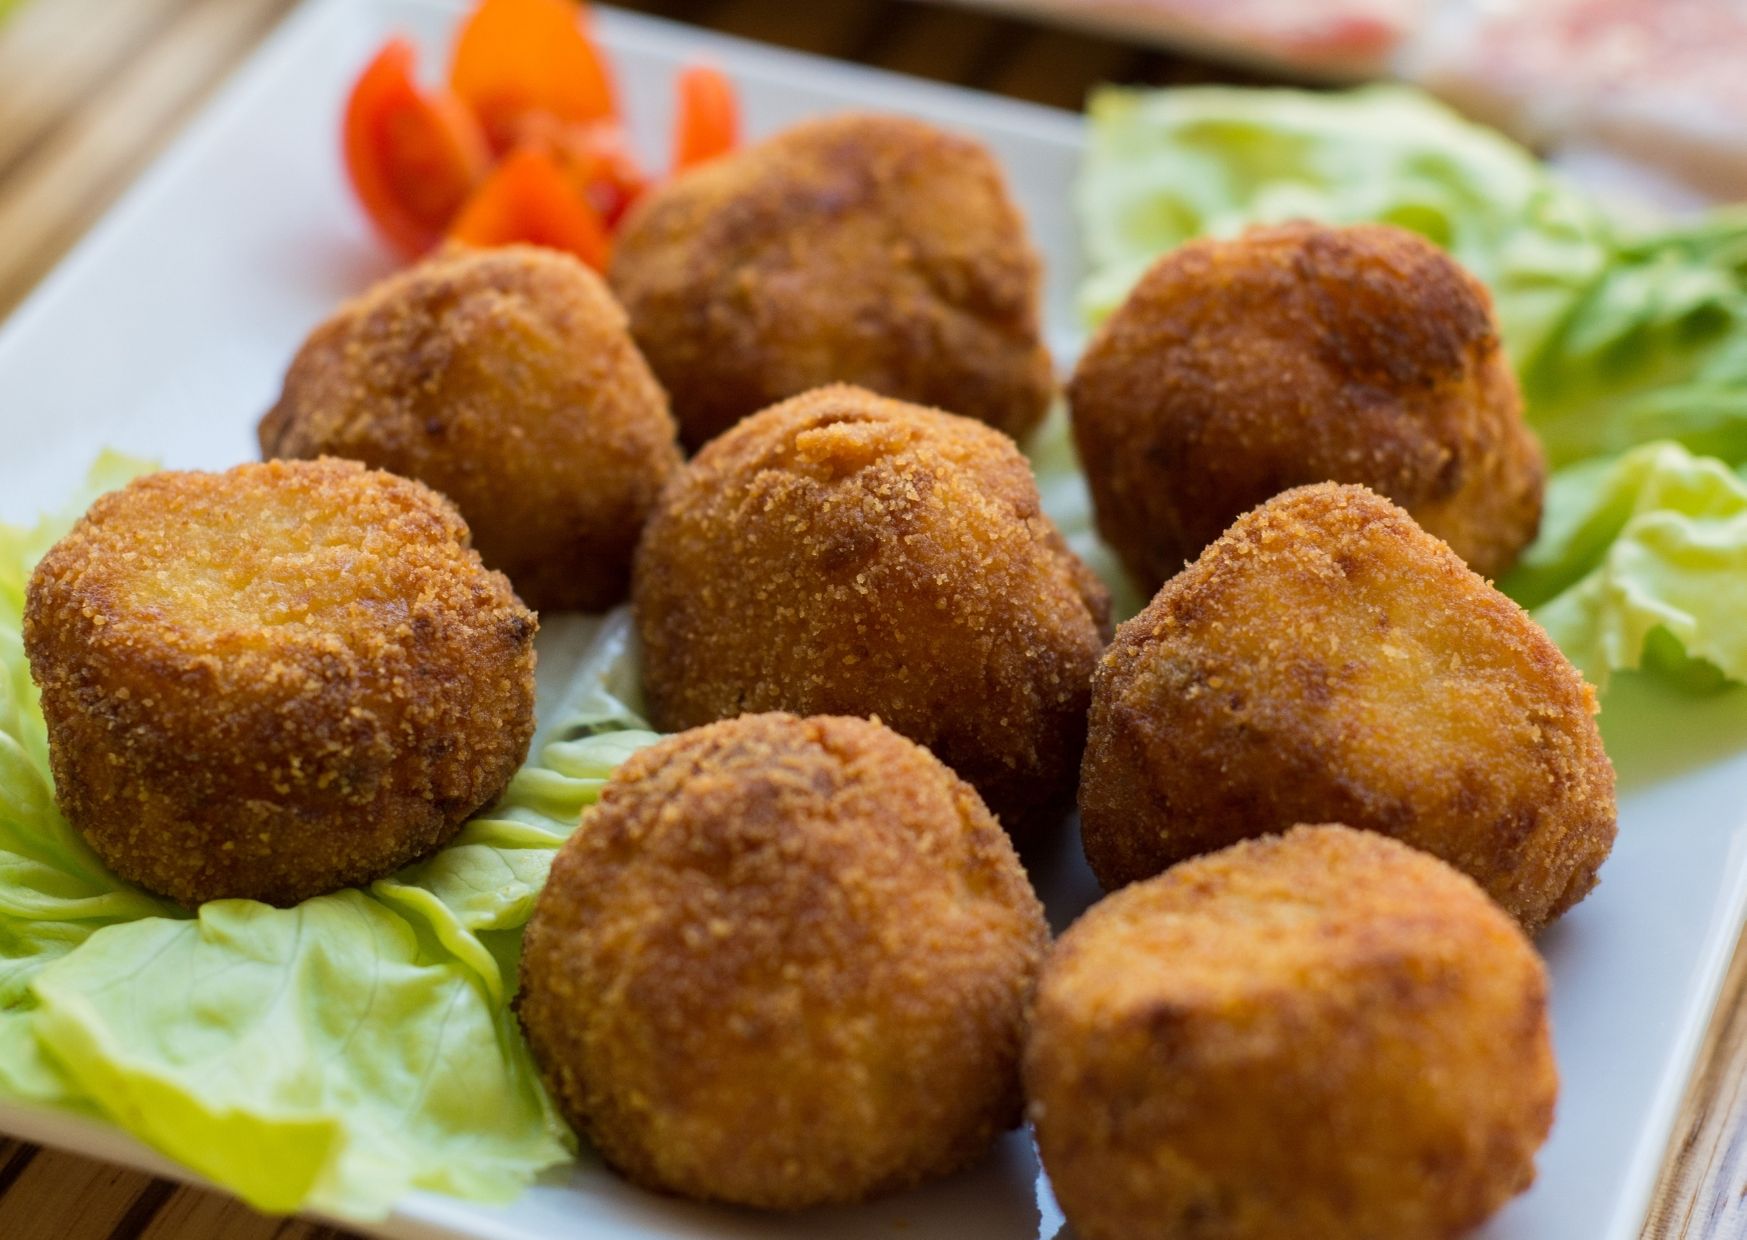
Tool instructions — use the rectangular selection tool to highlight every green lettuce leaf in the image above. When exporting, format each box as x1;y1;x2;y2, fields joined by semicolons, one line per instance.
30;894;562;1214
1521;211;1747;468
0;458;660;1219
1501;442;1747;690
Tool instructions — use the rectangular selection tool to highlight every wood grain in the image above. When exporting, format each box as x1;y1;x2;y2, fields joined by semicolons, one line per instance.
0;0;1740;1235
0;0;298;315
1641;916;1747;1239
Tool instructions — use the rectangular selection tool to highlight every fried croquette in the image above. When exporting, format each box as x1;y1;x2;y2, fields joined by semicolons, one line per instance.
516;712;1050;1210
632;385;1111;839
23;459;536;907
260;245;681;612
1026;824;1557;1240
609;113;1055;450
1069;221;1544;594
1078;483;1615;932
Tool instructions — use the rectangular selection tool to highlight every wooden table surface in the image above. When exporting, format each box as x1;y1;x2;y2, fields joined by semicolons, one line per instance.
0;0;1743;1236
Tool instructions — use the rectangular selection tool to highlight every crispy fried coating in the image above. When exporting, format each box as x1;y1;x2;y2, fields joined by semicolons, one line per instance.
260;245;681;612
1069;221;1544;594
1079;483;1615;932
609;113;1054;450
516;712;1050;1209
23;459;536;906
632;385;1110;839
1026;824;1557;1240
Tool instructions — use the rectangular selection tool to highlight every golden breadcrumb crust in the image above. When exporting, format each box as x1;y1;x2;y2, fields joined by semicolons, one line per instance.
260;244;681;612
1079;483;1615;932
1026;824;1557;1240
23;458;536;906
1069;221;1544;593
632;385;1110;839
609;113;1054;449
516;712;1050;1210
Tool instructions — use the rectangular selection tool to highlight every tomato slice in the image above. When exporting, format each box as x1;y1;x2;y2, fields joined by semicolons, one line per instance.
343;38;490;258
448;145;613;269
672;63;739;172
343;4;743;264
449;0;616;152
508;113;649;227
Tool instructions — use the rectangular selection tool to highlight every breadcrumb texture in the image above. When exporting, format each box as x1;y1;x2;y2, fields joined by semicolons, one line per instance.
23;458;537;907
1079;483;1616;933
1069;221;1544;594
609;113;1054;450
1026;825;1557;1240
516;712;1050;1210
633;385;1110;839
260;245;681;612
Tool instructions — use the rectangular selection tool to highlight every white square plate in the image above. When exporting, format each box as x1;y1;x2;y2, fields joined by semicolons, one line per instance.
3;2;1746;1237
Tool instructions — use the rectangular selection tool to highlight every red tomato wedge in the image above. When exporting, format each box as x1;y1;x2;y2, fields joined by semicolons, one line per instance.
672;63;739;172
342;2;742;263
508;113;648;227
343;39;491;257
450;0;616;152
448;145;613;269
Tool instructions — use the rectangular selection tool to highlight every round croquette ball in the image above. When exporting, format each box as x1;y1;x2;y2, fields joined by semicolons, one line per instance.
609;113;1055;450
1026;824;1558;1240
632;385;1111;840
260;245;681;612
516;712;1051;1210
23;458;536;906
1078;482;1615;933
1069;221;1544;594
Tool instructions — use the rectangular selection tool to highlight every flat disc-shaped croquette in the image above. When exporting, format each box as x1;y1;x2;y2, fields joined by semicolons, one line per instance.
516;712;1050;1210
23;459;536;907
1079;483;1615;932
633;385;1111;839
1070;221;1544;594
1027;825;1557;1240
260;245;681;612
609;113;1055;450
